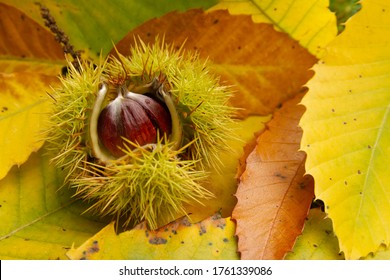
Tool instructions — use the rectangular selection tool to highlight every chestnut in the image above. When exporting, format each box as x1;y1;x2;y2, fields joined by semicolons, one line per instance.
97;88;172;158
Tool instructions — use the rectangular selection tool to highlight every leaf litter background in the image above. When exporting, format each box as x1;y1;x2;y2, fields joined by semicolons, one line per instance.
1;0;389;260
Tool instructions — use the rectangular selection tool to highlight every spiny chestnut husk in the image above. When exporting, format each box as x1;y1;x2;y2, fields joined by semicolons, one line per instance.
97;88;172;158
45;39;237;230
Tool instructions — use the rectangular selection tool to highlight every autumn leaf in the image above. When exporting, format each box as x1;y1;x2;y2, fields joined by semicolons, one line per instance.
3;0;218;58
285;208;344;260
0;149;107;259
113;9;317;118
0;3;64;181
210;0;338;58
233;93;314;259
67;213;238;260
300;0;390;259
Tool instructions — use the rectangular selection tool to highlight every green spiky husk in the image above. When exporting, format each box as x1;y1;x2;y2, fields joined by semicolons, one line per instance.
74;139;213;230
46;39;236;230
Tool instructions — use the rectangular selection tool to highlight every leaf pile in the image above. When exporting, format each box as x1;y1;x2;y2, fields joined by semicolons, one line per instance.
0;0;388;260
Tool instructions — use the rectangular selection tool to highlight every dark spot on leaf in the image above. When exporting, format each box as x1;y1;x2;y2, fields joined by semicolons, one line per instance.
208;242;213;246
273;7;277;11
332;108;335;112
146;32;151;37
149;237;167;245
325;230;332;235
88;246;99;253
237;46;241;50
212;212;222;220
62;228;66;231
24;238;30;241
329;177;332;180
360;192;363;195
20;14;25;20
145;231;149;237
275;172;287;180
172;230;177;235
199;225;207;236
164;228;169;232
368;145;372;149
213;19;219;24
313;244;318;248
82;251;87;255
344;181;348;185
216;250;219;253
80;257;86;260
93;240;98;245
181;241;185;244
327;205;330;209
181;218;192;227
358;170;361;174
359;74;363;78
223;238;229;243
343;121;347;125
307;144;310;148
354;118;357;121
217;223;226;230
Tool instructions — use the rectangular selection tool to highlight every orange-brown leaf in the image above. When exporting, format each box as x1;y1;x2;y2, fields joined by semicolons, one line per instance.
233;93;314;259
112;9;317;118
0;2;63;60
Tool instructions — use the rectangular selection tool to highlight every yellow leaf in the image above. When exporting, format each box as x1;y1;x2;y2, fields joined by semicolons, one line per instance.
285;208;344;260
0;72;57;180
0;149;106;259
300;0;390;259
67;213;238;260
363;244;390;260
0;2;64;180
209;0;337;57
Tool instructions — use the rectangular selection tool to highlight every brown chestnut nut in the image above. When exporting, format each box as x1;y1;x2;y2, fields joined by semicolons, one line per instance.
97;91;172;157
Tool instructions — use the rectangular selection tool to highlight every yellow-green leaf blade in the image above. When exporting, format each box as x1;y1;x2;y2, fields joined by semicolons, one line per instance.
67;214;238;260
300;0;390;259
0;149;106;259
0;72;57;180
210;0;337;57
285;208;344;260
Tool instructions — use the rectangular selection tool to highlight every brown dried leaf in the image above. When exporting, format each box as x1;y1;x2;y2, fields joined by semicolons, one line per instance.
112;9;317;118
233;93;314;259
0;2;63;60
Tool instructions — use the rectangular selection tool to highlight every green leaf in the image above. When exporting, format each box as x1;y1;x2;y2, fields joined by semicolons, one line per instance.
285;208;344;260
0;149;107;259
300;0;390;259
329;0;362;33
4;0;218;58
67;213;238;260
210;0;337;57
